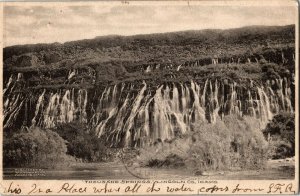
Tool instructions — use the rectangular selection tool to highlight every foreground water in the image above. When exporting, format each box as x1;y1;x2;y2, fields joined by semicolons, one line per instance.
4;159;294;180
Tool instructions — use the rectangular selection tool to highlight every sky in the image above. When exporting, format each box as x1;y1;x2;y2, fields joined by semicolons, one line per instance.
3;1;297;47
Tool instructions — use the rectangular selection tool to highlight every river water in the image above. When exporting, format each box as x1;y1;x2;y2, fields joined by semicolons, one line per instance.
3;160;294;180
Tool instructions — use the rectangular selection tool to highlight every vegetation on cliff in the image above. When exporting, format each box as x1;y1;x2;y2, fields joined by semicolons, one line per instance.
263;113;295;159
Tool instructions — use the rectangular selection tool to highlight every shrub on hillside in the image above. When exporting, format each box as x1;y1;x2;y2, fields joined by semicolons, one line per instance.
3;127;74;168
261;63;282;80
53;123;113;162
137;115;268;171
263;112;295;159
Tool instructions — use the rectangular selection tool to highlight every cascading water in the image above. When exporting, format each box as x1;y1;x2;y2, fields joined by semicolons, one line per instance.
3;72;294;147
31;89;46;126
3;73;89;129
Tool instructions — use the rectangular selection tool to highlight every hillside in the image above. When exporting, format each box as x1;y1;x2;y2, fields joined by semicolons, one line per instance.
3;25;295;170
3;25;295;87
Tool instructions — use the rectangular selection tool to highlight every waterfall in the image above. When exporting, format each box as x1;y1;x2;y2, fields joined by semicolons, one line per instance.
201;79;208;106
110;93;130;144
210;80;220;123
190;81;206;121
145;66;151;73
257;87;272;123
3;73;26;128
4;94;24;128
2;75;294;147
3;75;13;95
32;89;46;126
123;82;147;146
68;69;76;80
16;73;23;82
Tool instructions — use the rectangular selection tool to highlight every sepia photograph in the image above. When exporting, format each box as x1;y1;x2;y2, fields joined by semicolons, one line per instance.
0;0;298;194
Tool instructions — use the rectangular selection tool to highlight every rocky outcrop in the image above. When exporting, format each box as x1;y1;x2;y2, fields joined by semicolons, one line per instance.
43;51;62;64
15;54;39;67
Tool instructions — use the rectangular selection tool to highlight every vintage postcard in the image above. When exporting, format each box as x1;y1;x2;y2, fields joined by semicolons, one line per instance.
0;0;298;195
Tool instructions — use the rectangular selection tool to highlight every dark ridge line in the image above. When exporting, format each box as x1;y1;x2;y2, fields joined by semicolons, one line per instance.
4;24;295;49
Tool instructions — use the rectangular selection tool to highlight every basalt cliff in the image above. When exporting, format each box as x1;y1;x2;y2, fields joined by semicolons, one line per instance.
3;25;295;147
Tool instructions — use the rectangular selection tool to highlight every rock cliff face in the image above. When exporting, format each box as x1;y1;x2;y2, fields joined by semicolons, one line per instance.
3;25;295;147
